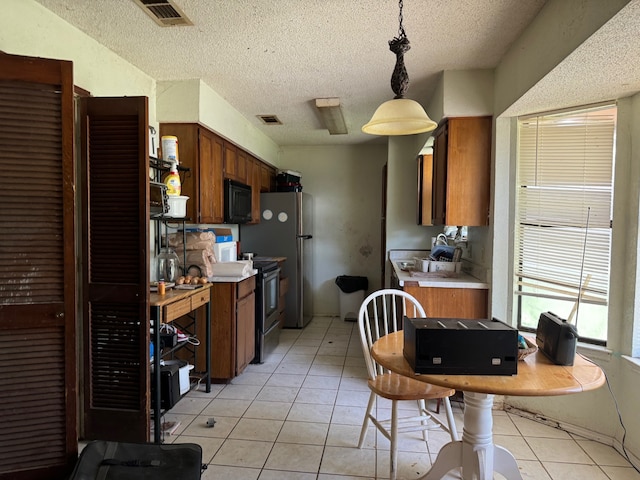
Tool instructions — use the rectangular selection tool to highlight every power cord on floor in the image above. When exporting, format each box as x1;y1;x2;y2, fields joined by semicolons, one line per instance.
577;352;640;474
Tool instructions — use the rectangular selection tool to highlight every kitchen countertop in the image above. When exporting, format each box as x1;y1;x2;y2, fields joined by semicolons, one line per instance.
391;260;488;289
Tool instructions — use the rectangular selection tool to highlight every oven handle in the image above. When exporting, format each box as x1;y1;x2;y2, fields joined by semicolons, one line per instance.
263;268;280;281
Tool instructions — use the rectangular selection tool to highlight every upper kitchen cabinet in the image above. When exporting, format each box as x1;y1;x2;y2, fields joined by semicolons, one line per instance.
248;156;262;224
261;162;276;192
236;148;249;184
223;141;250;184
159;123;224;224
430;116;492;226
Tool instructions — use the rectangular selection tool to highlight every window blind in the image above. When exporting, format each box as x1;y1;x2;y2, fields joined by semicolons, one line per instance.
515;105;615;341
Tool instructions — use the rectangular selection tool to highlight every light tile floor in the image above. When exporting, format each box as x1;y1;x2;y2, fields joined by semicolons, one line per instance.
160;316;639;480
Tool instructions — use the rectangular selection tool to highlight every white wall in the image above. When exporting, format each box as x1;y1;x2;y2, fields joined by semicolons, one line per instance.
2;0;157;118
279;145;387;315
157;79;281;166
385;133;437;252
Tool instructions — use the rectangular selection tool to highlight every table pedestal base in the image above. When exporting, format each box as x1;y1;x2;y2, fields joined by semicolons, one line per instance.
422;392;523;480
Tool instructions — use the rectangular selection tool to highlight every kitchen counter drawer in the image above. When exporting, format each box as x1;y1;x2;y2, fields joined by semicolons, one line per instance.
191;288;210;310
237;275;256;299
164;297;192;322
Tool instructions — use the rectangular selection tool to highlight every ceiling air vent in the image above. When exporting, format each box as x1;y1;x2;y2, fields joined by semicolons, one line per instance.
133;0;193;27
257;115;283;125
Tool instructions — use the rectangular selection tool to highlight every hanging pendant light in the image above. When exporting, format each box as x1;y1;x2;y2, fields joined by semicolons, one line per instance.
362;0;437;136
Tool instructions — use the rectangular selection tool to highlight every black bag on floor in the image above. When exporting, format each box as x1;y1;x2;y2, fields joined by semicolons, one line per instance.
68;440;203;480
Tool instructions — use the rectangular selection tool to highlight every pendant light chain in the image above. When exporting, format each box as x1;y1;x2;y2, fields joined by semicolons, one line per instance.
397;0;406;39
389;0;410;98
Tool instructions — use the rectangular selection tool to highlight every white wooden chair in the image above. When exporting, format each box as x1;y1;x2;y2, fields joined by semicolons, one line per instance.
357;289;459;480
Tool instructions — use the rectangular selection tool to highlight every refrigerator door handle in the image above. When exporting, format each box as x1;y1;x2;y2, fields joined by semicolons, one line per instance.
297;234;313;239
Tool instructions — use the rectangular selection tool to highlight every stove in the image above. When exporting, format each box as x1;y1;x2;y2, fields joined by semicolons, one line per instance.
252;257;280;363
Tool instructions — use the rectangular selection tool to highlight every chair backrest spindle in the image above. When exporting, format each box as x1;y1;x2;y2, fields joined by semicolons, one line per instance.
358;289;427;380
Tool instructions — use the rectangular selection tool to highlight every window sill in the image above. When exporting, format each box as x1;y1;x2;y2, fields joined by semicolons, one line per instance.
576;342;612;363
622;355;640;373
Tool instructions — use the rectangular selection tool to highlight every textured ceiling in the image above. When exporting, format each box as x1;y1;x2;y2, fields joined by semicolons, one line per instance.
34;0;548;146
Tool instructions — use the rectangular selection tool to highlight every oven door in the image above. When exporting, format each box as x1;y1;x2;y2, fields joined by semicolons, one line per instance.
262;267;280;331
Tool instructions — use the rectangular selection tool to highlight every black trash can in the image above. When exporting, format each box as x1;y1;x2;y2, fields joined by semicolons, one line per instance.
335;275;368;322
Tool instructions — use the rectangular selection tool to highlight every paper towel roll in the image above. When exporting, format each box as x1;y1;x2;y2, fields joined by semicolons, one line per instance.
210;261;252;277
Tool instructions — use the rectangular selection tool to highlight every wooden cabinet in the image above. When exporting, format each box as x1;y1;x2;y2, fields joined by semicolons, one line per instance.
223;141;240;181
402;285;488;319
417;154;433;226
159;123;224;224
248;156;262;224
430;116;492;226
278;275;288;328
236;281;256;373
209;276;256;381
236;148;249;184
261;162;275;192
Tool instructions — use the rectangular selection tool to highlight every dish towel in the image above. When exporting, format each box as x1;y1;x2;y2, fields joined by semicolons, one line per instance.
210;261;252;277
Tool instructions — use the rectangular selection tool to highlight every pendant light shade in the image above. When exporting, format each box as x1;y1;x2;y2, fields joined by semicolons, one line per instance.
362;98;437;135
363;0;437;136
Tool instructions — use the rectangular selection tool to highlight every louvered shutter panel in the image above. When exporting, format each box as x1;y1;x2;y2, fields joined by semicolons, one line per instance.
80;97;150;441
0;53;77;480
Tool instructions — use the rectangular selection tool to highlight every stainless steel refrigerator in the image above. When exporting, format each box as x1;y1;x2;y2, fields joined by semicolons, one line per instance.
240;192;313;328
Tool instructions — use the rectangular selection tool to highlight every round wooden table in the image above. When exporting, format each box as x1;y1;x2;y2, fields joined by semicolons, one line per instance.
371;331;605;480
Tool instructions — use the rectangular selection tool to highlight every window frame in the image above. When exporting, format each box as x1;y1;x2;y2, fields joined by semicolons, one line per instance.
514;103;616;346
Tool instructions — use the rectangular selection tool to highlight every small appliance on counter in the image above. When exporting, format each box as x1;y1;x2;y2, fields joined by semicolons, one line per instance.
536;311;578;366
149;181;169;218
403;316;518;375
213;241;237;263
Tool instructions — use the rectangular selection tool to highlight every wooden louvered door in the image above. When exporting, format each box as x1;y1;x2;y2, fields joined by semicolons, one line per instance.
80;96;150;441
0;53;77;479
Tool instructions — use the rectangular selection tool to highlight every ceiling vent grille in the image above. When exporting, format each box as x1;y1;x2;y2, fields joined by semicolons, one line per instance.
133;0;193;27
257;115;283;125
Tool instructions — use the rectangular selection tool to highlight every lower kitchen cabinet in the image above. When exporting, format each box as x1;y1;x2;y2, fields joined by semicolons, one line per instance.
402;285;488;319
209;276;256;381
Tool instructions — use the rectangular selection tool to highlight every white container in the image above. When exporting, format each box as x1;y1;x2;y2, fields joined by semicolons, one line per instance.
414;257;430;272
429;261;462;273
166;195;188;218
164;360;193;395
161;135;179;163
339;290;365;322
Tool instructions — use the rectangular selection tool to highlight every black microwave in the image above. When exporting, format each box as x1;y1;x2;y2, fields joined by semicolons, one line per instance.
224;178;252;224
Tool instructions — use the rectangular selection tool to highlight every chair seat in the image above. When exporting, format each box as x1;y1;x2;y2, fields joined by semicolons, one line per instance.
368;372;455;401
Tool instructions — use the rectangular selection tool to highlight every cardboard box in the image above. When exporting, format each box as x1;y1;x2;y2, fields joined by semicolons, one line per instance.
213;228;233;243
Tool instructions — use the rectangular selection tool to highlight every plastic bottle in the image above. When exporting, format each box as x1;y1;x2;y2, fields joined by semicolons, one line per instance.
164;161;181;196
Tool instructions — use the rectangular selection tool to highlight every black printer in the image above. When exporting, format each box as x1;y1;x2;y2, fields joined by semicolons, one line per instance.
403;317;518;375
